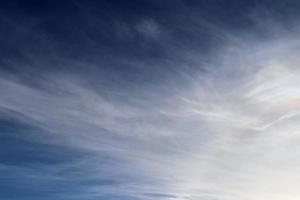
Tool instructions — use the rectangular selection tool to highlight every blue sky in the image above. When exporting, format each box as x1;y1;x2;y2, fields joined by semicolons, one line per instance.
2;1;300;200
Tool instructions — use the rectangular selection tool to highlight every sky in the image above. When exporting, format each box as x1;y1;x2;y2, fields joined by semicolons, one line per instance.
2;0;300;200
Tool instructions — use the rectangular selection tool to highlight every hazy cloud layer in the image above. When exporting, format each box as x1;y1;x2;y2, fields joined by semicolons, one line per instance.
2;1;300;200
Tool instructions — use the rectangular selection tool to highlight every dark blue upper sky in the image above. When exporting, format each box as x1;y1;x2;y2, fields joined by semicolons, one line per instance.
1;0;298;65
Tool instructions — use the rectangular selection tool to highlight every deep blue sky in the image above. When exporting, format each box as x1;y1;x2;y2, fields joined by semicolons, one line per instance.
1;1;300;200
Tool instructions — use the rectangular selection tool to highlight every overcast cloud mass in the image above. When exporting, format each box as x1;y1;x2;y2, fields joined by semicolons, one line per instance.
2;1;300;200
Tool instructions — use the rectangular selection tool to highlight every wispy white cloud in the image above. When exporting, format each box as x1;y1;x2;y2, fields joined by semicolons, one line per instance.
135;19;162;39
2;19;300;200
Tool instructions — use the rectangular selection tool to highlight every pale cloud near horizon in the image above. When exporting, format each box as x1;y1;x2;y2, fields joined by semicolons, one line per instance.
2;23;300;200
